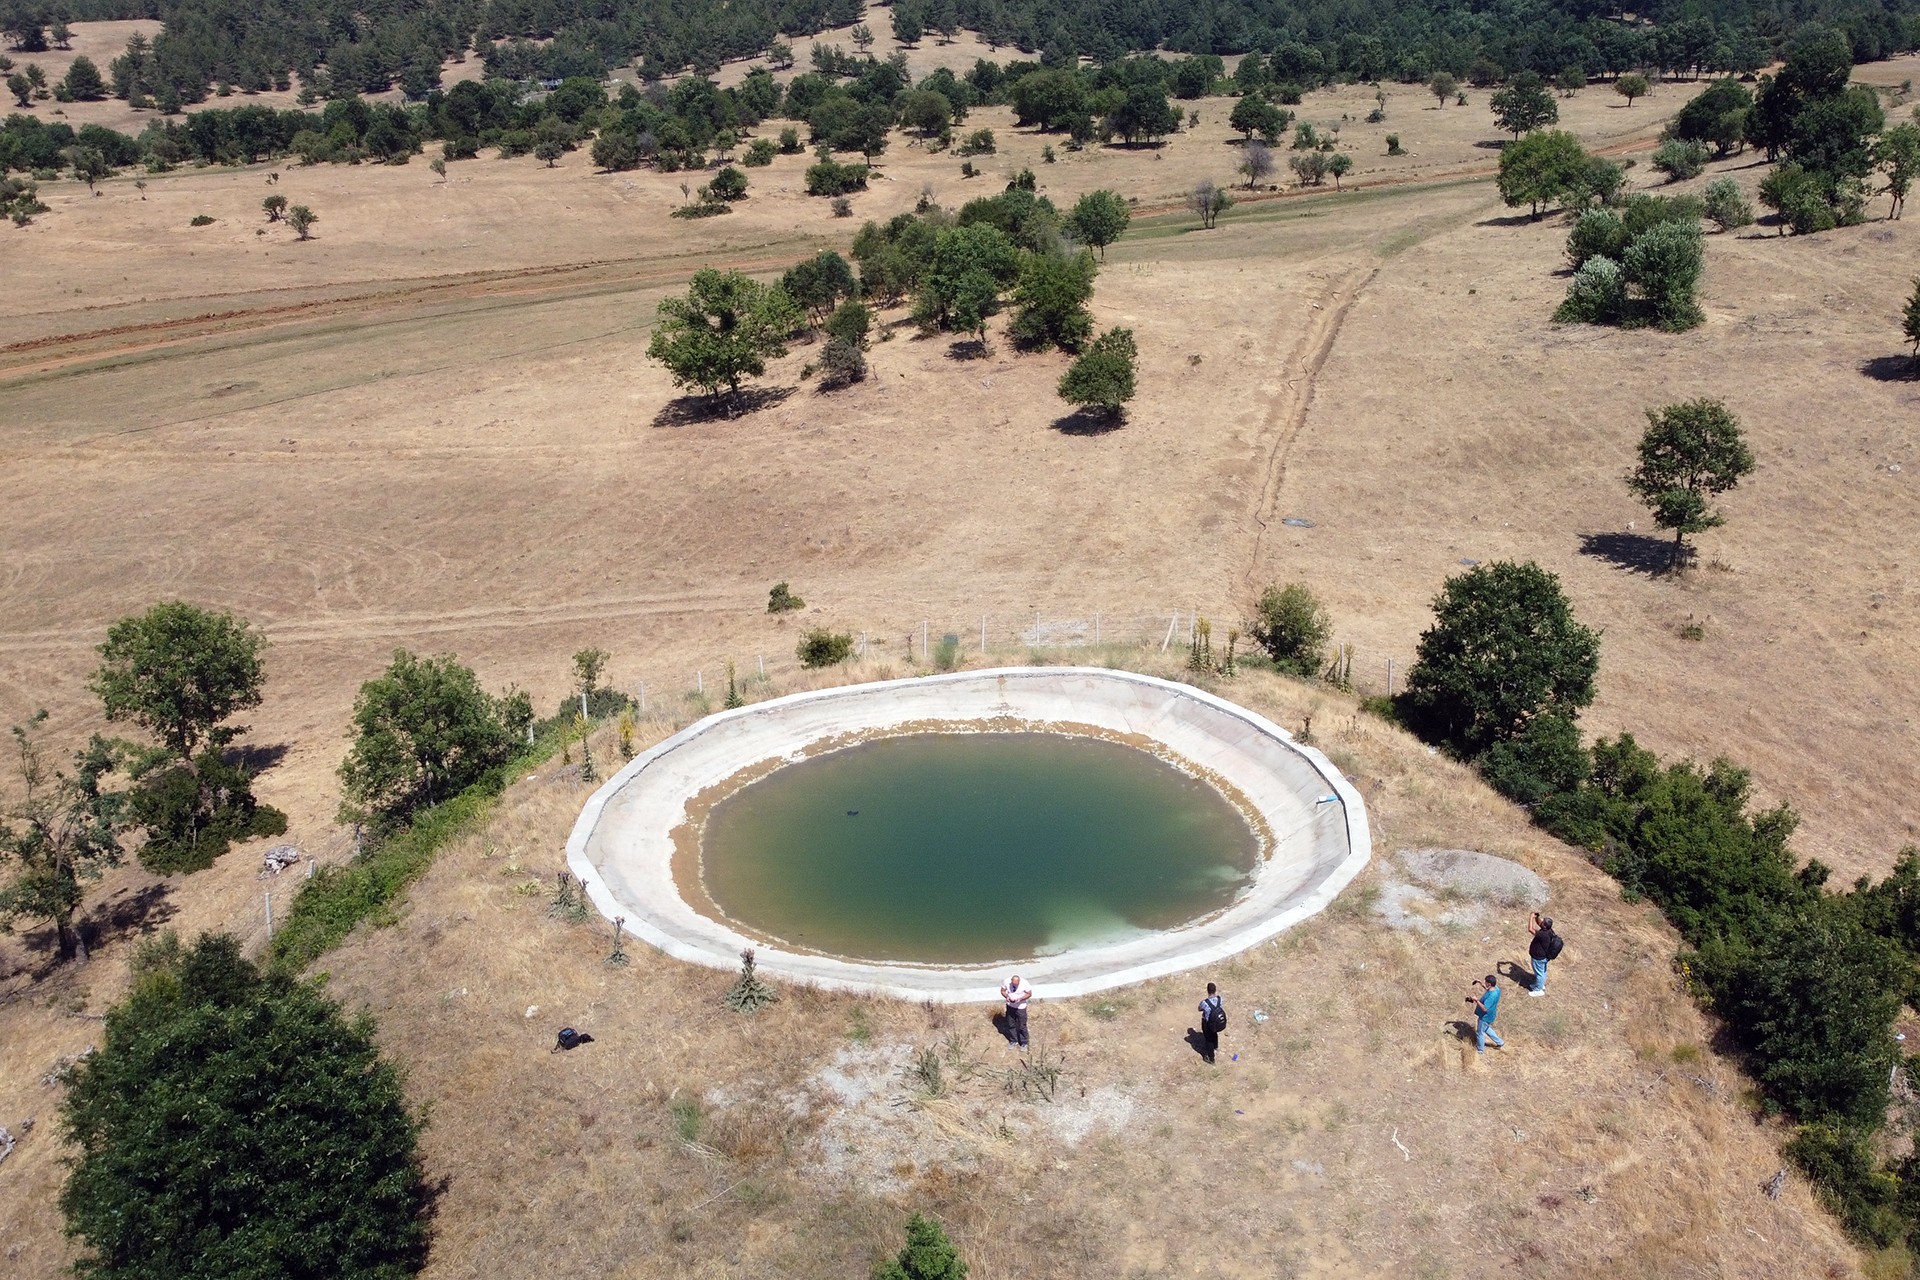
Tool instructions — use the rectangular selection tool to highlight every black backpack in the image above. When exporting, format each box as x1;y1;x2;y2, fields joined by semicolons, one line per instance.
1204;997;1227;1032
1545;931;1565;961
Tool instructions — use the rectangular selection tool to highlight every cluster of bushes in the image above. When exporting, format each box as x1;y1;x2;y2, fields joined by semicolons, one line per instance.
1556;195;1710;331
1386;559;1920;1256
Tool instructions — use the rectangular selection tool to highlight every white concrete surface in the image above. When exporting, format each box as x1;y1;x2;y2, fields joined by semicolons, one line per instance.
566;668;1371;1002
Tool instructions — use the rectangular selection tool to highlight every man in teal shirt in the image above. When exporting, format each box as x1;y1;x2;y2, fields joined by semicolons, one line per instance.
1472;973;1504;1053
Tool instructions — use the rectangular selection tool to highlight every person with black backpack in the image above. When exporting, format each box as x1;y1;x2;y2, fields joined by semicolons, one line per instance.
1196;982;1227;1064
1527;912;1564;997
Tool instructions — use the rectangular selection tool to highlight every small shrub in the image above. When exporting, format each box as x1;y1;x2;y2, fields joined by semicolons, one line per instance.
956;128;996;156
821;335;866;385
1651;138;1709;183
1566;208;1627;270
671;200;729;219
796;628;853;667
830;196;853;217
875;1212;969;1280
767;582;804;613
1385;133;1404;155
778;126;801;153
933;633;960;671
960;160;977;178
742;138;776;166
189;213;213;226
1250;582;1330;676
1555;255;1626;325
1701;177;1753;232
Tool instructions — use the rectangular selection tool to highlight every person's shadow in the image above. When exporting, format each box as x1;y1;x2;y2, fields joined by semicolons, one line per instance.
1445;1019;1477;1044
1183;1028;1214;1061
1497;960;1535;988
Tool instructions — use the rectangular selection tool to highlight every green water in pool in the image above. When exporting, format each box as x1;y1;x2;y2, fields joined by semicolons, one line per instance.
699;732;1259;963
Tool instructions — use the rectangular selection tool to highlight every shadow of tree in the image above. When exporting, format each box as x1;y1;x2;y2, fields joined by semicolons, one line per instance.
79;882;178;951
1578;530;1683;576
945;338;991;361
1477;210;1547;227
1861;355;1920;383
1052;407;1126;436
228;741;291;776
651;385;794;427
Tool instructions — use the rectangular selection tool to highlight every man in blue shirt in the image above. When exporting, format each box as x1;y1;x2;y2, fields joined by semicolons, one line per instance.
1471;973;1504;1053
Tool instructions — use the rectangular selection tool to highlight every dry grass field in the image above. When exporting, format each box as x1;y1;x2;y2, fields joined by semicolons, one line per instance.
3;31;1919;1277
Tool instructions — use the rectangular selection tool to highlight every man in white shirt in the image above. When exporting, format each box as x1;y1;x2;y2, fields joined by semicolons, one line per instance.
1001;974;1031;1049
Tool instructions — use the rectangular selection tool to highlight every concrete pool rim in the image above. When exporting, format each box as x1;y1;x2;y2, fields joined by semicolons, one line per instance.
566;667;1372;1002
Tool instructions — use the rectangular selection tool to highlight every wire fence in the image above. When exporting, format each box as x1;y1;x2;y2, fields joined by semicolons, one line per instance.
605;608;1417;721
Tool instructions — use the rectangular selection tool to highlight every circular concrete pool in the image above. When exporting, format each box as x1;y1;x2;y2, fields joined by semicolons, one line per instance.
567;668;1370;1001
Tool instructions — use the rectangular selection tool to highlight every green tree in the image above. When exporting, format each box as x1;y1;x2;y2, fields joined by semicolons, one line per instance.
0;715;126;960
572;647;609;699
92;603;265;764
1108;83;1180;145
60;934;429;1279
851;23;874;53
1399;561;1600;758
286;204;317;239
782;250;859;329
900;89;953;139
65;145;108;192
1490;71;1558;137
1759;162;1835;234
1249;583;1329;676
1496;129;1590;218
875;1212;968;1280
1429;72;1458;106
1229;94;1285;143
263;193;287;220
706;165;748;201
891;5;923;47
647;268;800;403
1066;188;1129;259
1626;398;1755;563
1056;327;1137;422
1006;249;1097;351
1615;74;1651;107
797;628;853;667
1555;67;1586;96
1720;906;1907;1126
337;649;520;827
1903;278;1920;363
1672;78;1754;155
1872;122;1918;220
61;54;105;101
912;222;1019;337
7;71;29;107
1328;152;1352;190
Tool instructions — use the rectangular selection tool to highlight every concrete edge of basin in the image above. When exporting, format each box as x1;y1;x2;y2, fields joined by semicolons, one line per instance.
566;667;1372;1003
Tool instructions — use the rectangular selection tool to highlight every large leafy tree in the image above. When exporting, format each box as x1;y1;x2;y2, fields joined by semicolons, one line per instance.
91;602;265;763
89;602;281;872
912;222;1020;338
337;650;522;827
1626;398;1756;563
1107;83;1180;145
1399;561;1600;758
646;268;800;404
1489;71;1557;137
0;715;126;960
1904;278;1920;363
779;250;858;330
1249;582;1329;676
1496;129;1589;218
60;934;429;1280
